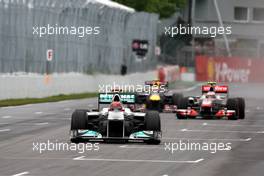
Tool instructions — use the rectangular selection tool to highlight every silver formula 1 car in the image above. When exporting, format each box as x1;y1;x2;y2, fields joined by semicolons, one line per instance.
70;93;161;144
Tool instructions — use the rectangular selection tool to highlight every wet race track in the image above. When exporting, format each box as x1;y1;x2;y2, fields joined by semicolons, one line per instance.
0;83;264;176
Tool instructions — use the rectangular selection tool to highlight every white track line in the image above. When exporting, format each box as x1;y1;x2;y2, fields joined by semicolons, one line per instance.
20;104;32;108
180;128;264;134
119;145;128;148
34;112;43;115
1;106;14;109
73;156;204;164
73;156;85;160
256;107;263;110
162;137;252;142
119;145;160;149
119;138;252;150
202;122;264;128
11;171;29;176
59;100;71;103
2;116;11;119
0;129;11;132
35;122;49;126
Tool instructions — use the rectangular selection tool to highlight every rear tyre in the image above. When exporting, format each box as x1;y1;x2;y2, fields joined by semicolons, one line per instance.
177;97;189;109
237;97;245;119
177;114;187;120
176;97;189;119
226;99;239;120
172;93;183;106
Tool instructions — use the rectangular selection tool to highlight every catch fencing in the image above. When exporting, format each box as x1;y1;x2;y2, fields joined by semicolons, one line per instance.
0;0;158;74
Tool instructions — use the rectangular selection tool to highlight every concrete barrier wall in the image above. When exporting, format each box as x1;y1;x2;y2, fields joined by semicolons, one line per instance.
0;71;156;100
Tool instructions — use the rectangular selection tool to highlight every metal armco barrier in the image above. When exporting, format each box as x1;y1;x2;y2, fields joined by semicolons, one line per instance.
196;55;264;83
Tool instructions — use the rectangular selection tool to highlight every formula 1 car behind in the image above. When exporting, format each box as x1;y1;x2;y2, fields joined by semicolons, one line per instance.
70;93;161;144
135;80;183;112
176;83;245;120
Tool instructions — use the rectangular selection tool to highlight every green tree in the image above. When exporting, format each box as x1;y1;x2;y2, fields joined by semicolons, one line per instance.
113;0;186;18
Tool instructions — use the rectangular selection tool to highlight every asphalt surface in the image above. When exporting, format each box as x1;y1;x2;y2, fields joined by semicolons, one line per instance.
0;83;264;176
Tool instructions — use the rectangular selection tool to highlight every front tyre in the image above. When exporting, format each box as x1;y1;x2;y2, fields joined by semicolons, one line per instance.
227;98;239;120
144;111;161;144
237;97;245;119
70;110;89;142
177;114;187;119
172;93;183;106
145;111;161;131
71;110;88;130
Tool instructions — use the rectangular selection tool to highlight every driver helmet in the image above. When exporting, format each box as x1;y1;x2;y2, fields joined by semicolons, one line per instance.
206;91;216;98
110;101;123;111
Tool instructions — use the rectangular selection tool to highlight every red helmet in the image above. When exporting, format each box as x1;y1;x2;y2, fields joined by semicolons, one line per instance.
110;101;123;111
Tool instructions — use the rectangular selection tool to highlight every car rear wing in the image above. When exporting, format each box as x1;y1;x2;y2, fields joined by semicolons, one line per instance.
202;85;228;94
98;93;136;104
145;80;168;87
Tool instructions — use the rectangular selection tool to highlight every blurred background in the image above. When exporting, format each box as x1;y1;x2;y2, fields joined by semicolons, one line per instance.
0;0;264;99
